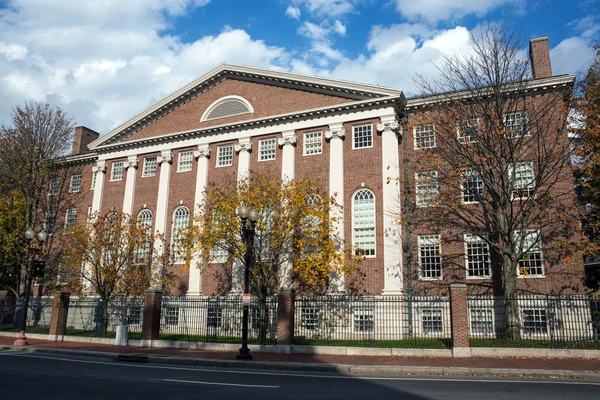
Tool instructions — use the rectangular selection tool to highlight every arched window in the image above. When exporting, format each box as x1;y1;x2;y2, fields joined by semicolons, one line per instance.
137;209;153;228
201;96;254;122
352;189;376;257
171;205;190;263
136;209;153;263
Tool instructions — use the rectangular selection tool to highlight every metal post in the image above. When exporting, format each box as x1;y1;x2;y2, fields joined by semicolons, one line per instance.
14;248;35;345
237;218;255;360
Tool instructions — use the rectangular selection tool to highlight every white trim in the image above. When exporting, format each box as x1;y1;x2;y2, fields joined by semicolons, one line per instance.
464;233;491;279
110;161;125;181
351;123;374;150
176;150;194;173
413;124;436;150
303;131;323;156
258;137;277;162
216;144;234;167
417;234;442;280
200;95;254;122
351;188;376;258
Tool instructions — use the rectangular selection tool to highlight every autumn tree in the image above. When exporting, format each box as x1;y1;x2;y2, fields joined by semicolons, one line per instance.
412;25;579;337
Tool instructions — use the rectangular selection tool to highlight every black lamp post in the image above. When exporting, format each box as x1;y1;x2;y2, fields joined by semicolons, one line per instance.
14;227;47;346
236;205;258;360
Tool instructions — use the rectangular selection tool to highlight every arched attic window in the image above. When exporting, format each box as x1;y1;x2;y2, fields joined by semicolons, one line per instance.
201;95;254;122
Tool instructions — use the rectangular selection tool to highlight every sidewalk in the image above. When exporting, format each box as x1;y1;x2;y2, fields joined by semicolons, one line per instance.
1;335;599;380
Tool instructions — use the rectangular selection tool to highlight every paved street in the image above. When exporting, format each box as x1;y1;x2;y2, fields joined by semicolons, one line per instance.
1;350;598;400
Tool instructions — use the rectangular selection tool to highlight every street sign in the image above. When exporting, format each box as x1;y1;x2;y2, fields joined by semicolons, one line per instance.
242;293;251;306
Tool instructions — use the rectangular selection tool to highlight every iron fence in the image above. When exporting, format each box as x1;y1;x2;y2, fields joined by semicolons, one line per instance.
468;295;600;349
159;296;278;345
0;297;52;334
294;296;452;348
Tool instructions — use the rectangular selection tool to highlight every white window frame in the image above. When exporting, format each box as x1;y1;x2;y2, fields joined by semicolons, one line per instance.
177;151;193;172
170;205;190;264
110;161;124;181
353;308;375;333
522;308;549;337
414;124;436;149
416;171;438;207
464;234;491;279
468;307;495;336
164;306;180;327
352;124;373;149
461;168;484;204
303;131;323;156
142;156;157;177
217;144;233;167
352;188;376;258
44;211;56;235
457;118;480;144
69;174;82;193
136;209;153;263
504;111;528;138
510;162;535;200
258;138;277;161
211;240;229;263
64;208;77;231
49;177;61;196
421;308;444;335
300;307;321;331
516;229;544;277
418;234;442;280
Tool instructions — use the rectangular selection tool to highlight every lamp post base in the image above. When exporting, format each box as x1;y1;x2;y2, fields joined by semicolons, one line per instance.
13;331;28;346
236;348;252;360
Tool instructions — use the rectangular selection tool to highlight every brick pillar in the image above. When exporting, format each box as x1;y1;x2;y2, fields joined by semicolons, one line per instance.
449;283;471;357
141;289;162;347
276;289;295;350
0;291;6;301
49;292;70;339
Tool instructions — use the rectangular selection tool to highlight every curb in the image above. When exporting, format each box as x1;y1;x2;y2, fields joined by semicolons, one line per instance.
2;345;600;380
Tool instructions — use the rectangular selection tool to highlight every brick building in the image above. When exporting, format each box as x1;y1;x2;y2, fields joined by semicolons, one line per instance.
57;36;584;297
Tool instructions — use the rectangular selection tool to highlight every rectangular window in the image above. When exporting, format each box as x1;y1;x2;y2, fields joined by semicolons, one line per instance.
414;124;436;149
69;174;82;193
207;304;222;328
504;112;527;137
511;162;534;199
416;171;438;207
64;208;77;231
301;307;321;330
353;124;373;149
458;118;480;144
211;241;228;263
418;234;442;279
470;309;494;334
142;157;157;177
49;178;61;196
110;161;124;181
164;306;179;327
462;168;483;203
91;171;97;190
303;131;322;155
56;265;69;285
523;309;547;335
44;211;56;235
127;306;142;325
259;138;276;161
217;144;233;167
465;234;491;278
177;151;193;172
422;309;443;334
516;229;544;276
353;308;374;332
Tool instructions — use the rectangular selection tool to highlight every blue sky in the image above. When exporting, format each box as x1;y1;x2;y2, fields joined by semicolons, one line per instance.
0;0;597;134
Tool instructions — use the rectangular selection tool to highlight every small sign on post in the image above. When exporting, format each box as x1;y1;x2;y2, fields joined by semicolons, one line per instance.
242;293;251;306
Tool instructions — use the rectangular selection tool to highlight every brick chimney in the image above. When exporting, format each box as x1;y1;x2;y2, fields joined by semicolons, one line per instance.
529;36;552;79
72;126;100;155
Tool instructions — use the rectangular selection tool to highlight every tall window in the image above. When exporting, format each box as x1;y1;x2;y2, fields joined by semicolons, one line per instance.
69;174;82;193
422;309;443;334
258;138;276;161
523;309;547;335
44;211;56;234
171;206;190;263
64;208;77;231
303;131;322;155
516;229;543;276
510;162;535;199
462;168;483;203
352;189;376;257
504;111;527;137
136;209;153;262
217;144;233;167
111;161;124;181
142;156;157;177
458;118;480;144
49;178;60;195
177;151;193;172
465;234;490;278
414;124;436;149
418;234;442;279
416;171;438;207
91;170;97;190
353;124;373;149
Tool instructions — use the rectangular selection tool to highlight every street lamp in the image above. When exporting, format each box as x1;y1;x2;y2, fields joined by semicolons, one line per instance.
237;205;258;360
14;227;47;346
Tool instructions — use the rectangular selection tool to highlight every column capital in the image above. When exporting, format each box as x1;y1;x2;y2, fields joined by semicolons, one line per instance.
194;144;211;159
377;118;400;136
278;131;297;147
325;123;345;141
126;155;139;169
93;160;107;174
235;138;252;153
157;150;173;165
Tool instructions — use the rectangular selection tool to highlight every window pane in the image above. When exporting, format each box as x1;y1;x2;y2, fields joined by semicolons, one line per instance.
416;171;438;207
353;189;375;256
465;234;490;277
178;151;193;172
353;124;372;148
415;125;436;149
259;138;276;161
217;145;233;166
419;234;441;278
143;157;157;177
304;131;322;155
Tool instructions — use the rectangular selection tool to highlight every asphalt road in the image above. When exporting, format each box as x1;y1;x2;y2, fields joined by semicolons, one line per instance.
0;350;599;400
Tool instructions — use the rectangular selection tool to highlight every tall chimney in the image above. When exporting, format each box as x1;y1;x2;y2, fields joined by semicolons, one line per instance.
72;126;100;155
529;37;552;79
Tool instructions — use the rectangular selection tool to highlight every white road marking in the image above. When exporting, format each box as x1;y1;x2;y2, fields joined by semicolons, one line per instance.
1;351;599;386
163;378;279;388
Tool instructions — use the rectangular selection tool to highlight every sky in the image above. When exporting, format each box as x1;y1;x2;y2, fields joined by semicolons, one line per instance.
0;0;598;135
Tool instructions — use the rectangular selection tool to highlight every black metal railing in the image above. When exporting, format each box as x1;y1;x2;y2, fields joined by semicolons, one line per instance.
468;295;600;349
159;296;277;345
294;296;451;348
0;297;52;334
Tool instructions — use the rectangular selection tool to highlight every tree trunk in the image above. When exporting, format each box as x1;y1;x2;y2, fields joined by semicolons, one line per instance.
502;249;521;340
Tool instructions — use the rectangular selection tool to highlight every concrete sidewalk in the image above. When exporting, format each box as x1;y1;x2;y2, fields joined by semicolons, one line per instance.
1;335;599;380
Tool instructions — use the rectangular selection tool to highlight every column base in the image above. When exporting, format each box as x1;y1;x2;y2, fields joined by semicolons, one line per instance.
381;289;404;296
452;347;472;358
185;291;202;297
13;331;28;346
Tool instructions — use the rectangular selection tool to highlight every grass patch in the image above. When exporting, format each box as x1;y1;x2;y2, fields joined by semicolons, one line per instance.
64;327;116;338
157;333;276;346
470;338;600;350
0;325;49;334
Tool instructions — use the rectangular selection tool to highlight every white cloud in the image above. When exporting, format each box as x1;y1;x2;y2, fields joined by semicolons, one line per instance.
298;21;330;40
0;42;27;61
333;20;346;36
550;36;595;76
290;0;359;18
392;0;515;23
286;6;301;20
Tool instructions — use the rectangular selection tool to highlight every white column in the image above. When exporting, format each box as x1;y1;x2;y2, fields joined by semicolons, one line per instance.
231;138;253;293
377;116;403;295
187;144;211;296
278;130;297;290
153;150;173;286
325;123;345;294
91;160;106;214
122;155;138;215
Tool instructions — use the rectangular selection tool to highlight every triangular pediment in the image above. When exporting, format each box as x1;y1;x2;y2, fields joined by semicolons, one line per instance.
89;63;403;149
